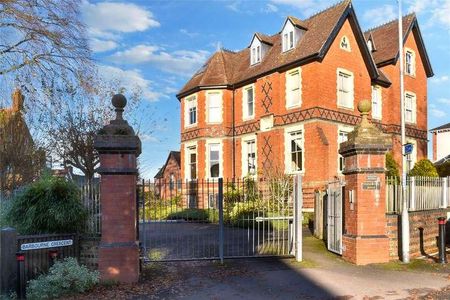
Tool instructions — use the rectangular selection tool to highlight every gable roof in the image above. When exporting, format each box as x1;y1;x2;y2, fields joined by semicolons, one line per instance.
284;16;308;31
364;13;433;77
430;122;450;132
178;0;389;99
154;151;181;179
249;33;274;47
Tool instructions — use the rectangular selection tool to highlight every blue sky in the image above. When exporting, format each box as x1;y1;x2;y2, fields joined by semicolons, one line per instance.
81;0;450;178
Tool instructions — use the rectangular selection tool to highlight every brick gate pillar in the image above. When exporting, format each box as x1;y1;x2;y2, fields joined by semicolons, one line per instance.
339;100;391;265
94;94;141;282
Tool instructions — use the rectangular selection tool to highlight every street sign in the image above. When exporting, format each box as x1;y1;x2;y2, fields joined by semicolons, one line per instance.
20;239;73;251
404;143;413;155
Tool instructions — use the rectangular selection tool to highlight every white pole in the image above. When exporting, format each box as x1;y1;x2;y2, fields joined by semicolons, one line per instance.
398;0;410;263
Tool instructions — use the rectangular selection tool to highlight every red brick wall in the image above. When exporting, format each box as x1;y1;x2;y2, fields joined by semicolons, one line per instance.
179;18;429;210
386;209;449;260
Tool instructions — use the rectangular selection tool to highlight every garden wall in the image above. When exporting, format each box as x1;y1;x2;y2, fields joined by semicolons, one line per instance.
386;209;450;260
79;236;100;271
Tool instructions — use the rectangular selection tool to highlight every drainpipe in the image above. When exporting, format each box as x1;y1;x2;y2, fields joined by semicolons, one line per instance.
232;85;236;179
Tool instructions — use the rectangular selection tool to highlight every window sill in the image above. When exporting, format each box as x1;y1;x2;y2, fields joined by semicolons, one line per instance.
405;73;416;78
243;115;255;122
185;124;198;129
282;47;295;54
286;170;305;175
337;105;354;111
206;121;223;125
286;103;302;110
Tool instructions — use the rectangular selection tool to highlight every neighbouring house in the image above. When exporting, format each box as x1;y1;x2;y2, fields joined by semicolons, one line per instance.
154;151;181;199
430;122;450;163
52;166;100;186
0;89;44;192
177;0;432;209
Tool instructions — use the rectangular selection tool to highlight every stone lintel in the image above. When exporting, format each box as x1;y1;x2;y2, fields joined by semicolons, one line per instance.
99;241;139;248
97;167;138;175
339;143;391;157
342;167;386;175
94;135;141;156
343;234;389;239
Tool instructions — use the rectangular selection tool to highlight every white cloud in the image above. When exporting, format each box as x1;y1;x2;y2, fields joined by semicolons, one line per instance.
431;75;449;84
140;134;159;143
81;1;160;38
269;0;328;16
363;5;397;27
262;3;278;13
110;45;210;76
431;1;450;32
97;65;164;101
89;38;118;53
226;1;241;12
180;29;199;38
430;103;447;118
437;98;450;105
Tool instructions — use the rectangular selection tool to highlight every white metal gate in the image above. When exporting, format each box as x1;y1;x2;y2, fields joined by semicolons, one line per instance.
327;181;343;255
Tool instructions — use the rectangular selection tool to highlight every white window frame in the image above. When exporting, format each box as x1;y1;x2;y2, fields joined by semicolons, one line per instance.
337;126;353;173
367;40;373;52
284;124;305;174
404;91;416;124
206;90;223;124
241;135;257;177
282;31;294;52
405;48;416;76
371;85;382;120
243;84;255;120
339;35;351;51
206;139;223;179
184;142;197;180
285;67;302;109
184;94;197;127
336;68;354;110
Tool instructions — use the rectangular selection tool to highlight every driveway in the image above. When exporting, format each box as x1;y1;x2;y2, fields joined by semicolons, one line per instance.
71;227;450;299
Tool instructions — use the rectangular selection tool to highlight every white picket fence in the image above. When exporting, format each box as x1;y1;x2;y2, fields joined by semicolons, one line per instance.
386;176;450;213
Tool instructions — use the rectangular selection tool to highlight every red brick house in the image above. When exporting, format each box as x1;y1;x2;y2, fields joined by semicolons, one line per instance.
176;0;433;209
0;89;43;192
154;151;181;199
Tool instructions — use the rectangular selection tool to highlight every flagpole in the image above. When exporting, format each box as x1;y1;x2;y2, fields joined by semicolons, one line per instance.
398;0;410;263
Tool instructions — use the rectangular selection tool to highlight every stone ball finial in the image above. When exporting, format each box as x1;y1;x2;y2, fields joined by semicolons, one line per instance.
112;94;127;109
357;99;371;115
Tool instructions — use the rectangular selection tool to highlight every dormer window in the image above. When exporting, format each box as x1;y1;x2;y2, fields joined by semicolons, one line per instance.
367;40;373;52
250;33;272;66
283;31;294;52
251;45;261;65
281;17;307;53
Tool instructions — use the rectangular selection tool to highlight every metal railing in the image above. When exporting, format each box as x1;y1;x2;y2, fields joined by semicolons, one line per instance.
386;176;450;213
80;183;101;236
138;176;301;262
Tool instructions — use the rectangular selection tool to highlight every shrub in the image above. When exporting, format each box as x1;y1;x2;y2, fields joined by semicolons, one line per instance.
386;152;400;178
167;208;218;222
436;161;450;177
26;257;99;300
6;177;87;234
409;159;439;177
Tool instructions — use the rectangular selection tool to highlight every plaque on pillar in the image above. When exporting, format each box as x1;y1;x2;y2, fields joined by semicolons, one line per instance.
338;100;392;265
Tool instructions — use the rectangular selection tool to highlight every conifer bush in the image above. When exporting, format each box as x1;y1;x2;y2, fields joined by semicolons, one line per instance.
6;176;87;234
409;159;439;177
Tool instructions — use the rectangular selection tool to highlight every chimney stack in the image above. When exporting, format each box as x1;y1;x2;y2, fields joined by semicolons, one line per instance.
12;89;24;112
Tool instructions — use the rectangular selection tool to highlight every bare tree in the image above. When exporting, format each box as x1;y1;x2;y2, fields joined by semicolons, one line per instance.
0;0;91;85
41;76;156;184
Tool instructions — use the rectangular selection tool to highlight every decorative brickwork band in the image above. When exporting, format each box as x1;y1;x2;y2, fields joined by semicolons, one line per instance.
94;94;141;283
181;106;427;142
